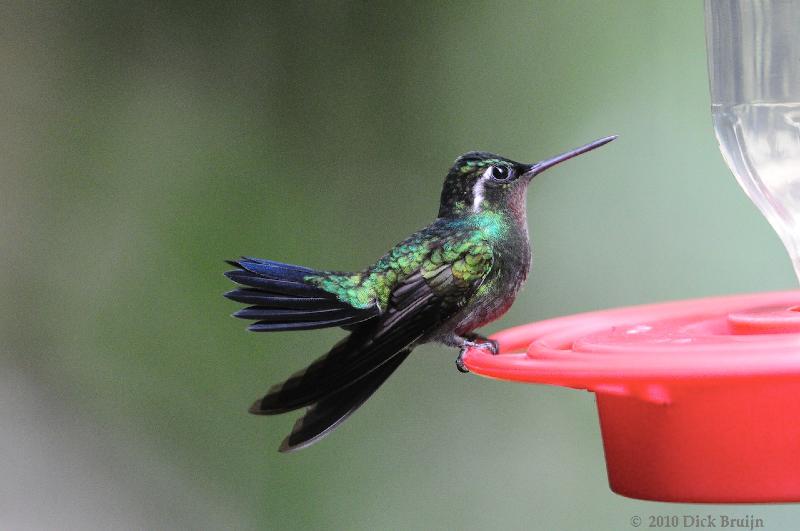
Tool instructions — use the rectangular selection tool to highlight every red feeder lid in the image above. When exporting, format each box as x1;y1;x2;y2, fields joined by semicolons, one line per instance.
463;290;800;503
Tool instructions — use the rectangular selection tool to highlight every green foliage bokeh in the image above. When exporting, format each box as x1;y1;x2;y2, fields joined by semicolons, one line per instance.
4;1;799;529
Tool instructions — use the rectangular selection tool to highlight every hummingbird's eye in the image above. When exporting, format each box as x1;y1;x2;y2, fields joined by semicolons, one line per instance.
489;165;512;181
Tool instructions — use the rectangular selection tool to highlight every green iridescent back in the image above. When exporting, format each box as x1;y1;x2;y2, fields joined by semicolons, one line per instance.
306;215;504;311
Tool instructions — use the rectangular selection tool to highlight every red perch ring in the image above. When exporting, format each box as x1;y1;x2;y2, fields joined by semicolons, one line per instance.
463;290;800;503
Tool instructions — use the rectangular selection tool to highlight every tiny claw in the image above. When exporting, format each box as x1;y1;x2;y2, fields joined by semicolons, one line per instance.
487;339;500;355
455;350;470;373
464;338;499;355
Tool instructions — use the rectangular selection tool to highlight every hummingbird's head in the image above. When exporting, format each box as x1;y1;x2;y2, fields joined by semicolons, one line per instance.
437;135;617;219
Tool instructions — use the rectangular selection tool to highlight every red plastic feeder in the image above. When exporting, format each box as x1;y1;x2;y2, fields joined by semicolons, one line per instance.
463;290;800;503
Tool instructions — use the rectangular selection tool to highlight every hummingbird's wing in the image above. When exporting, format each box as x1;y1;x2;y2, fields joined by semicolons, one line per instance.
253;238;494;451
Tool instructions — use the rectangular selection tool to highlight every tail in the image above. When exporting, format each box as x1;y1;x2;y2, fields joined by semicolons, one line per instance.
276;348;411;452
225;257;409;451
247;322;414;452
224;257;379;331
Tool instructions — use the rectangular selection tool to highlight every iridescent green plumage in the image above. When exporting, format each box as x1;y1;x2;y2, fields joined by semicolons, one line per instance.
224;135;616;452
306;218;497;312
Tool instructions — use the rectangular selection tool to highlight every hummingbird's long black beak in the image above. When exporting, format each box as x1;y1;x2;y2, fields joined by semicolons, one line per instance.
524;135;617;180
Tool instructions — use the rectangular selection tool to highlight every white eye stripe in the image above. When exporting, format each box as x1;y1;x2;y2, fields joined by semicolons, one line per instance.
472;168;492;212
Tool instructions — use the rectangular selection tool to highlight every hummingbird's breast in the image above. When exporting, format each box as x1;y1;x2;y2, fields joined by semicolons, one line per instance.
451;217;531;335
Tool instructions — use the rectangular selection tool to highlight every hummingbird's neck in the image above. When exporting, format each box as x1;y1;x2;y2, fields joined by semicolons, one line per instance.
454;206;529;244
501;186;530;227
475;184;530;231
439;187;529;223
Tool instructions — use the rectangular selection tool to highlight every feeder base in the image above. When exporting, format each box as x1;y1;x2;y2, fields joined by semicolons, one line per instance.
598;381;800;503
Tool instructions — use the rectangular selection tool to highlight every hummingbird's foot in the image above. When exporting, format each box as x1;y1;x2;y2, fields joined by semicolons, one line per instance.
455;349;470;373
455;336;500;373
463;334;500;355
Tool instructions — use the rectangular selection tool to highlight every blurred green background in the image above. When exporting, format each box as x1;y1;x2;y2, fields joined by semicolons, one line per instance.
4;1;800;529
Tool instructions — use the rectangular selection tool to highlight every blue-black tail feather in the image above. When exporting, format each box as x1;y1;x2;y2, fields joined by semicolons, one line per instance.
224;257;379;332
277;348;412;452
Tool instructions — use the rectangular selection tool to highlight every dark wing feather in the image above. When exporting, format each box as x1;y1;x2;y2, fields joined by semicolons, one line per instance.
240;235;494;451
253;260;488;415
260;256;492;450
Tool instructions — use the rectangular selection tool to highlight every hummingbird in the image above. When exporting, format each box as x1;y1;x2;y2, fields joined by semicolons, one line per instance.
225;135;616;452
